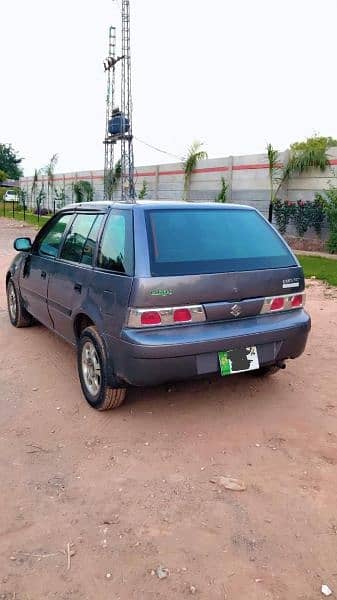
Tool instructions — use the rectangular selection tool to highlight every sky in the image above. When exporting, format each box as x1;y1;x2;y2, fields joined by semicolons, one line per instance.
1;0;337;176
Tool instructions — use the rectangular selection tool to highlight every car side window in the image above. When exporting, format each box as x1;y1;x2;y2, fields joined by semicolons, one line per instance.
38;214;72;258
60;213;102;265
81;215;104;265
97;211;133;274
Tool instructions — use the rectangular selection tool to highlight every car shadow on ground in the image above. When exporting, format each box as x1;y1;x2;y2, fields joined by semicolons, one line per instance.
3;315;290;425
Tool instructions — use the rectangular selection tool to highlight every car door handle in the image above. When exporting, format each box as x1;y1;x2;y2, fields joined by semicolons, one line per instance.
74;283;82;293
41;271;47;279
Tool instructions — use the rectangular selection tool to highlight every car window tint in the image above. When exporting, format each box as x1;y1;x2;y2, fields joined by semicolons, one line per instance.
60;214;98;264
97;211;133;274
81;215;104;265
146;209;296;276
38;214;72;258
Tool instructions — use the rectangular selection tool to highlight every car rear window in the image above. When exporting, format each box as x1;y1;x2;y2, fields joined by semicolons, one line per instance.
145;208;296;276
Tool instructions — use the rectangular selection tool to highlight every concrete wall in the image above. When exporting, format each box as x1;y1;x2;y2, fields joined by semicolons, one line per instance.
20;148;337;226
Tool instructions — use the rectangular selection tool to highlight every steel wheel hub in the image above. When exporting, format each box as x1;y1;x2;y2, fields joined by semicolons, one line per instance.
82;341;101;396
8;282;17;321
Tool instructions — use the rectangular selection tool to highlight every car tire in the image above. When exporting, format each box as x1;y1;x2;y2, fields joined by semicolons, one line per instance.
77;326;126;410
6;278;33;328
253;365;281;377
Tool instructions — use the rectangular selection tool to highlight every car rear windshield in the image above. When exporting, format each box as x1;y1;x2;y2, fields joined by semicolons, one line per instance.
145;208;297;276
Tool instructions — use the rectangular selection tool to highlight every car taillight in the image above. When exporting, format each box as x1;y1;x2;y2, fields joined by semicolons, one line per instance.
127;305;205;328
270;297;285;311
291;294;303;308
174;308;192;322
261;292;305;314
140;311;162;326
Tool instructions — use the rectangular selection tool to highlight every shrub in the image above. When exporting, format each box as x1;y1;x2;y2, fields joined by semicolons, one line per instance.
34;207;51;215
292;201;312;237
273;199;295;234
215;177;229;203
0;169;8;183
73;180;94;203
309;195;325;235
138;180;148;199
322;187;337;253
273;198;327;239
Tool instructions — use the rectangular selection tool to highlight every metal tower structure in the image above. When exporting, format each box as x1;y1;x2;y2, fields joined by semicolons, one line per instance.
103;0;135;203
120;0;135;202
103;26;117;201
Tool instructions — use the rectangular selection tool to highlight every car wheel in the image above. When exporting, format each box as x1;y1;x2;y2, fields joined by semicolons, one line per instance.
253;365;281;377
77;326;126;410
7;278;33;328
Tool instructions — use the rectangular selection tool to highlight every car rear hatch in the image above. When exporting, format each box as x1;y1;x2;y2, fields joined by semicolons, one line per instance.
128;206;304;323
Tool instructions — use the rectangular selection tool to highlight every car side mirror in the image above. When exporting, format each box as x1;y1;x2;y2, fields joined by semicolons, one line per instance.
14;237;32;252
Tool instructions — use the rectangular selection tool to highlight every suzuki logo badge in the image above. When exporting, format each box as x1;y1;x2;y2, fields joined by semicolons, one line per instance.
230;304;242;318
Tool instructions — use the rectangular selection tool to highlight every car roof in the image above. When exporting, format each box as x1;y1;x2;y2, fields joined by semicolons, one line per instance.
60;200;255;212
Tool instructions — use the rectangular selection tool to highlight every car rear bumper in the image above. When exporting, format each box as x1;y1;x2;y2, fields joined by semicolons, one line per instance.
104;309;311;387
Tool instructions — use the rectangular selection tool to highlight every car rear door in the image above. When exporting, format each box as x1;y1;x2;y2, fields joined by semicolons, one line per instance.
19;213;72;327
47;211;106;342
130;206;304;317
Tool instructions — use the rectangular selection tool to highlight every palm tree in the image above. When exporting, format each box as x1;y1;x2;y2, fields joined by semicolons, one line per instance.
44;154;58;210
267;138;330;223
266;144;281;222
113;159;122;190
183;141;208;201
31;168;40;210
283;143;329;180
104;160;122;201
215;177;229;203
138;179;148;199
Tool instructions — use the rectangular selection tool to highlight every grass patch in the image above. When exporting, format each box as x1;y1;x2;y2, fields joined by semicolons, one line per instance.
297;254;337;286
0;204;50;228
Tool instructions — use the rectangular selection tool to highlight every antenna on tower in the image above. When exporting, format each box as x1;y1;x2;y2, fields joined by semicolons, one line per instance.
103;0;135;203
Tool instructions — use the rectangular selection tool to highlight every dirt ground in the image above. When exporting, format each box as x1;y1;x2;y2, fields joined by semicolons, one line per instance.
0;217;337;600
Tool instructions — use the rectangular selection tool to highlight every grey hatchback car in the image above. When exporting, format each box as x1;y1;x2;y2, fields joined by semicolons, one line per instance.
6;201;311;410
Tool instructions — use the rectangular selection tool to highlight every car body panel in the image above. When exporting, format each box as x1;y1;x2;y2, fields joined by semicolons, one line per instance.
129;267;304;310
19;254;53;327
104;310;310;386
47;260;95;342
120;309;310;358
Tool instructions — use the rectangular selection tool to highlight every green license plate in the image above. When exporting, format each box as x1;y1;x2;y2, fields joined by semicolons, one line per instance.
218;346;259;376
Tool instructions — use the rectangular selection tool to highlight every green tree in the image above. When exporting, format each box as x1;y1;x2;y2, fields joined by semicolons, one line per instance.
113;159;122;190
0;169;8;183
267;135;331;223
73;180;94;203
31;168;40;208
290;135;337;152
0;144;23;179
43;154;58;209
266;143;282;222
54;186;68;209
35;184;46;213
316;187;337;253
104;159;122;201
183;141;208;201
18;188;27;210
215;177;229;203
284;136;330;179
138;180;148;199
